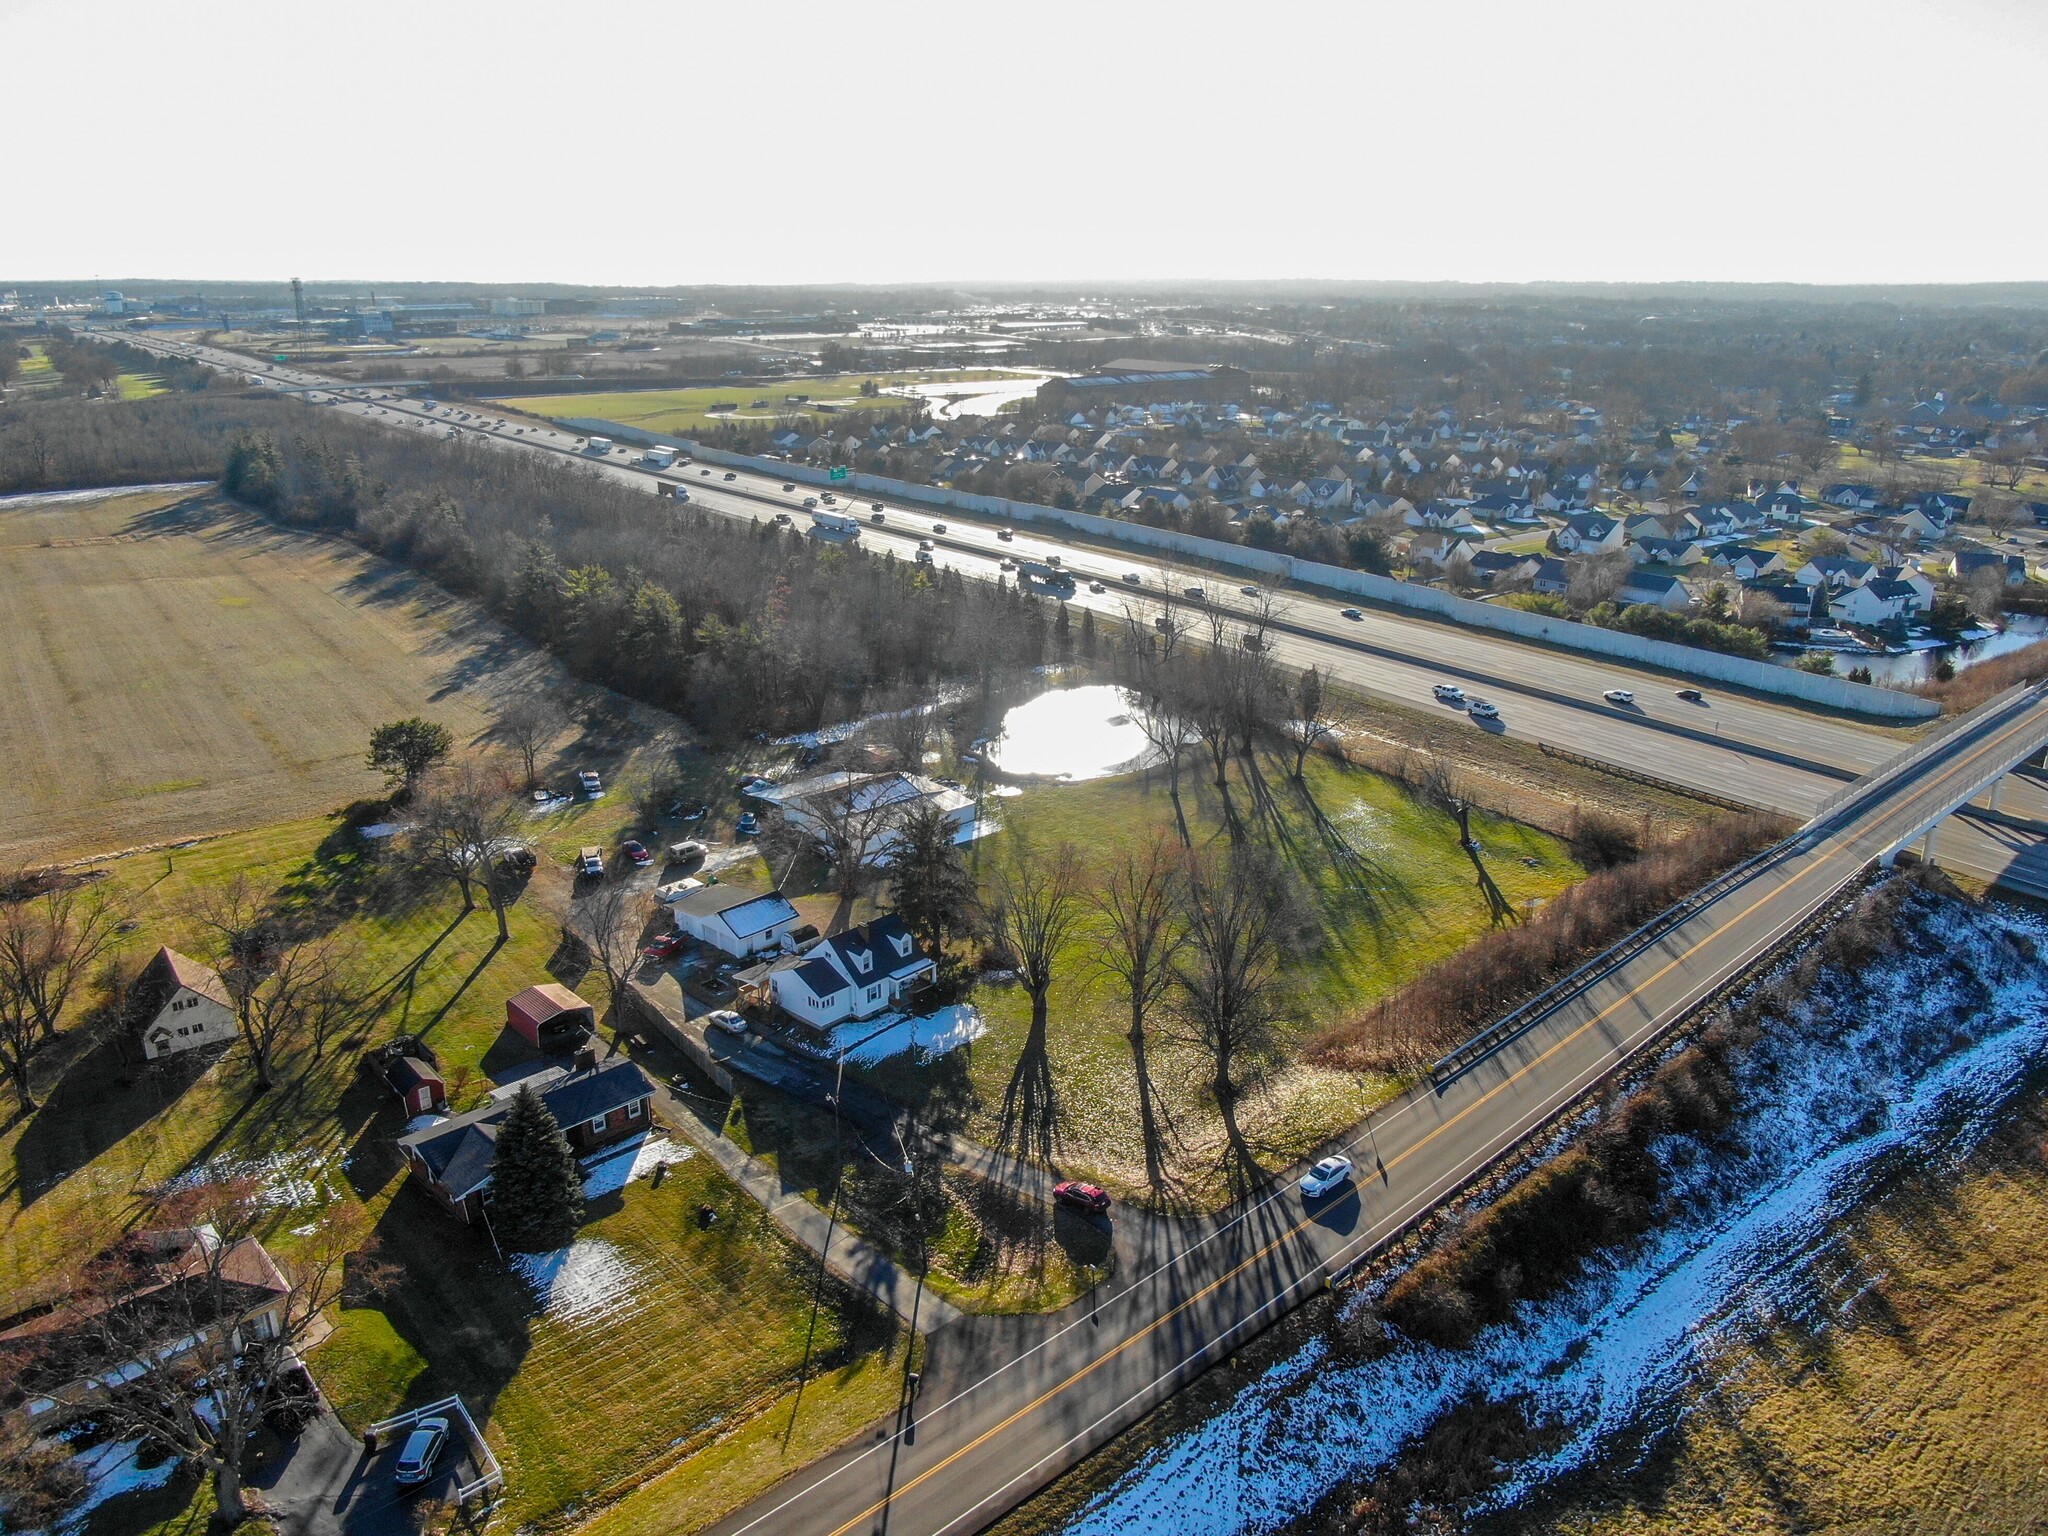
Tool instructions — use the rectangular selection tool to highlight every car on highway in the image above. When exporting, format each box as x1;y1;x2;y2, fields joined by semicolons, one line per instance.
782;482;796;491
999;557;1017;571
802;497;818;508
622;839;653;867
915;549;933;565
996;528;1014;541
1298;1155;1353;1200
578;769;604;797
1603;689;1635;705
918;538;934;550
1183;585;1206;599
393;1417;450;1491
870;501;885;512
1340;607;1363;620
870;511;886;524
1675;687;1704;702
1052;1180;1112;1215
1432;683;1465;703
735;811;760;837
773;511;793;525
1467;699;1501;721
700;468;712;475
1089;581;1106;594
1239;584;1259;596
724;472;737;480
1122;572;1143;585
932;523;948;534
642;930;690;961
706;1009;748;1037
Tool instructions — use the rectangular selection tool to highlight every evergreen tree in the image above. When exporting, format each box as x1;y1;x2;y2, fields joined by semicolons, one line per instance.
889;801;975;958
489;1085;583;1251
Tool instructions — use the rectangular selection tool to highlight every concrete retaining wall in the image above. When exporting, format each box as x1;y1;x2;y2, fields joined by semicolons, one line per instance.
562;417;1941;722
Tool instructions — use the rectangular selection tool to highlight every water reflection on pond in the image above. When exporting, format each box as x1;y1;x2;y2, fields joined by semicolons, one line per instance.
980;684;1162;781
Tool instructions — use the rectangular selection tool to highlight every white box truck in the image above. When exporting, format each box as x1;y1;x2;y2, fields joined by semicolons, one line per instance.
584;436;613;456
641;444;676;469
809;509;862;537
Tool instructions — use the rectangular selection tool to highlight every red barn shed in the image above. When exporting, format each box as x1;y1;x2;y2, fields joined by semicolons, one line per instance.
383;1055;446;1117
506;984;596;1052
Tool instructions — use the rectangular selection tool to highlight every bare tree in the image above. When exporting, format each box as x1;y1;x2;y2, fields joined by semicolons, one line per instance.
491;694;564;791
1119;584;1197;845
576;878;648;1035
1290;664;1338;780
1170;846;1295;1196
410;760;525;942
191;880;360;1090
804;776;904;906
1418;759;1517;926
0;881;122;1042
981;837;1085;1164
0;1181;374;1527
1090;835;1185;1193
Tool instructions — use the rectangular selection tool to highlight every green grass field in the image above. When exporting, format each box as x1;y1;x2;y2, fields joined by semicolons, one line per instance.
499;370;1014;436
1835;443;2048;500
947;753;1580;1201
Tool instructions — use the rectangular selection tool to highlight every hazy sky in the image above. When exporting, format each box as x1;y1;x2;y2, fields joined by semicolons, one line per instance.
11;0;2046;288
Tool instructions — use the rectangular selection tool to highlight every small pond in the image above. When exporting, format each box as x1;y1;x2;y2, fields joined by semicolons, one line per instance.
979;684;1163;781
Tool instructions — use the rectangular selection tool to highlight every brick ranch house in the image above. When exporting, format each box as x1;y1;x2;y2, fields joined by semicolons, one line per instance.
396;1057;656;1224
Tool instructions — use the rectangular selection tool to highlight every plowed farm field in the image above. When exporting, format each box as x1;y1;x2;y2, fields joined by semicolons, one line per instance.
0;485;519;863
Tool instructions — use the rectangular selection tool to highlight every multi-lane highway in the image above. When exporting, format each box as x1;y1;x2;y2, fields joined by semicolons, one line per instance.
685;681;2048;1536
95;330;2048;891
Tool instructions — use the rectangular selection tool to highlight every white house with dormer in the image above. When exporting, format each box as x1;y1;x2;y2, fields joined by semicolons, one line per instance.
133;947;238;1061
751;914;938;1029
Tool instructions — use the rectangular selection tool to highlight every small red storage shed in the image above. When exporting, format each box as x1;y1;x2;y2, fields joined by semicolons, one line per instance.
383;1055;447;1117
506;984;597;1051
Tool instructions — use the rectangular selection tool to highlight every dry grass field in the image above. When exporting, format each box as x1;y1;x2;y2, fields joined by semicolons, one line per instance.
0;486;547;864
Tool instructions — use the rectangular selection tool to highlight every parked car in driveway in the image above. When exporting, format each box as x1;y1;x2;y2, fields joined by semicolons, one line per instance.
1298;1155;1353;1200
1053;1180;1111;1215
705;1009;748;1036
393;1417;449;1490
578;769;604;797
736;811;760;836
667;839;707;862
577;846;605;878
642;930;689;961
622;839;653;866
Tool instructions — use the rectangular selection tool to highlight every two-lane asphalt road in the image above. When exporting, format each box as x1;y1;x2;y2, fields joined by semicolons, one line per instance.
694;683;2048;1536
92;331;2048;891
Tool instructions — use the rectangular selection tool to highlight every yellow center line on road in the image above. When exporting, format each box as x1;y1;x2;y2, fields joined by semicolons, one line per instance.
817;833;1881;1536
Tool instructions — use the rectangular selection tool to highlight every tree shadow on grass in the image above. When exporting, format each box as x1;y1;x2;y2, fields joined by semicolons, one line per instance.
10;1038;223;1206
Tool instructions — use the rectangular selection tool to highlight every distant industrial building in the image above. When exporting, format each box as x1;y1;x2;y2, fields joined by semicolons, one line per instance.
1036;361;1248;410
491;296;547;317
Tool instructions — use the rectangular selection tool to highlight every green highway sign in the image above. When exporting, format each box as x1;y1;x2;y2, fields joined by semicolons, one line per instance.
829;466;849;481
274;354;288;362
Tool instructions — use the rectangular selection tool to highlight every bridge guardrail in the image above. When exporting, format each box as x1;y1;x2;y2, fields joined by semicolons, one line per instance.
1432;679;2048;1086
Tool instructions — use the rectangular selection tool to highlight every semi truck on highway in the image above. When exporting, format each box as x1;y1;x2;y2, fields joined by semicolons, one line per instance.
583;436;613;456
1017;558;1075;593
809;509;862;537
640;445;677;469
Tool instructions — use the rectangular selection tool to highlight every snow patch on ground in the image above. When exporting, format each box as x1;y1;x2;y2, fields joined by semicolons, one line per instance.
832;1004;988;1066
508;1238;641;1324
162;1147;340;1211
1061;895;2048;1535
581;1135;695;1198
17;1434;183;1535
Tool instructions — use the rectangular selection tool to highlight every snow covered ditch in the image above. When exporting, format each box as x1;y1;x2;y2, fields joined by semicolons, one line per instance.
1061;890;2048;1535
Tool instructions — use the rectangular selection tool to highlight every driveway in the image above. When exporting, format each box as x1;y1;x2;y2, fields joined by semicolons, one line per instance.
253;1410;482;1536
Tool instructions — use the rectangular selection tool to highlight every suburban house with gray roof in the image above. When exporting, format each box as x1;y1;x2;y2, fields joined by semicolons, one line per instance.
397;1057;656;1223
739;914;937;1031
